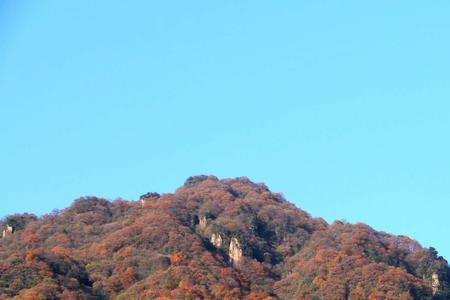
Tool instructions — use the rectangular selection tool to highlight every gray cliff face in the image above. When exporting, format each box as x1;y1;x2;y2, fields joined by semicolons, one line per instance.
199;215;208;230
431;273;440;296
2;224;13;238
210;233;223;248
228;237;243;266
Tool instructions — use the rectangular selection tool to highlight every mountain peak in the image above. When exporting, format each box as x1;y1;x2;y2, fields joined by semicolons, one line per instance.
0;176;448;299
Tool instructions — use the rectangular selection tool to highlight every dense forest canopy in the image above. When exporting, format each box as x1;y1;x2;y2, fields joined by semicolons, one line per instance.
0;176;449;299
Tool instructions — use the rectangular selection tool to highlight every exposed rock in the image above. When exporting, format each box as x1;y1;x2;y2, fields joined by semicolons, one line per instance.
2;224;13;238
432;272;440;295
199;215;208;229
229;237;243;266
210;233;223;248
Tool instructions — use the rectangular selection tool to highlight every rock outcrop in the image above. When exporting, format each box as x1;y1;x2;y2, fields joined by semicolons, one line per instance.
199;215;208;230
2;224;13;238
228;237;243;266
432;273;440;296
210;233;223;248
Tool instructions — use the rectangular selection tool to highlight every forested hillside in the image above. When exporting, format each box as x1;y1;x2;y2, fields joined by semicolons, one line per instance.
1;176;449;299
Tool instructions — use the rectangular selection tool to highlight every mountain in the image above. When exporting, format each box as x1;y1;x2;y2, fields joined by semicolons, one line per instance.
0;176;449;300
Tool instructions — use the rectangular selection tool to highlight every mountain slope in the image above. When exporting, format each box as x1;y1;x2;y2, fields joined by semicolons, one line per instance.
0;176;449;300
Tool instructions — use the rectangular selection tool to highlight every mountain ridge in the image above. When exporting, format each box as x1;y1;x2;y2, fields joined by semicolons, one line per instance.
1;175;449;299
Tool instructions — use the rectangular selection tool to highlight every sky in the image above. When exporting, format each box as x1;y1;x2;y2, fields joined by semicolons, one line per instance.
0;1;449;259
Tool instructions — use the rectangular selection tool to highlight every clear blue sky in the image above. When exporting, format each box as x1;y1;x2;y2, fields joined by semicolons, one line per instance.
1;1;449;259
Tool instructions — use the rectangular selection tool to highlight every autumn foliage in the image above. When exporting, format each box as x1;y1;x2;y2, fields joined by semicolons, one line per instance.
0;176;449;299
